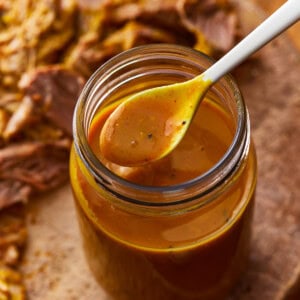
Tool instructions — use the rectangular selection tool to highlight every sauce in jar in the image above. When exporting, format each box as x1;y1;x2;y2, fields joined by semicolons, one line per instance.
70;45;257;300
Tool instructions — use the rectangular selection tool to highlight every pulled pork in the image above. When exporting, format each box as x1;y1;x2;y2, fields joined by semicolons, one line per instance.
18;66;85;136
66;0;238;76
0;139;71;209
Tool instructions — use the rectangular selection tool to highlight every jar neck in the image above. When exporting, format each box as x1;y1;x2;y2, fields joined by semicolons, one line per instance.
73;44;250;212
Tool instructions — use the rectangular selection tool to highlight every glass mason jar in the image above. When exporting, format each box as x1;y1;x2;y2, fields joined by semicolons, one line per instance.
70;44;257;300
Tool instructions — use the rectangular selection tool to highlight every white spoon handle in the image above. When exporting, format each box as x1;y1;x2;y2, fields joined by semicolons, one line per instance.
203;0;300;83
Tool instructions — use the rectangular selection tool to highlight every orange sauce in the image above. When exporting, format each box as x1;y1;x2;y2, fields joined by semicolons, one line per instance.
70;96;256;299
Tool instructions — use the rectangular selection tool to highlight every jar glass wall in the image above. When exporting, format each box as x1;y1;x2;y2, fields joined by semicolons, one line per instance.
70;44;257;300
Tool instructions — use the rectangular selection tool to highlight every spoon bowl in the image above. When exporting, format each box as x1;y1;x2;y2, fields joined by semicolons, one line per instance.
100;74;211;166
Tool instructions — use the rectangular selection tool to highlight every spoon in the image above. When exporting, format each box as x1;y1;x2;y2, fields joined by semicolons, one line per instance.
100;0;300;166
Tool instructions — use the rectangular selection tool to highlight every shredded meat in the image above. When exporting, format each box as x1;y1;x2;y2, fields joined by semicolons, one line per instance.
66;0;238;78
1;65;84;140
18;66;85;136
0;139;71;209
2;96;37;140
178;0;238;52
0;0;76;89
0;181;31;210
66;21;179;77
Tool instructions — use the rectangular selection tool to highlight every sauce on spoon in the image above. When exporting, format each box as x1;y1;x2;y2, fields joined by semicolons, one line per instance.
100;75;211;166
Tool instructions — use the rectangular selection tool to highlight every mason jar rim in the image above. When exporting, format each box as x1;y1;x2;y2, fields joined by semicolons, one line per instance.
73;44;249;208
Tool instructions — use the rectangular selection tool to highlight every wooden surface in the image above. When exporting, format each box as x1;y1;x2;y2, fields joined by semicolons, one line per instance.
21;1;300;299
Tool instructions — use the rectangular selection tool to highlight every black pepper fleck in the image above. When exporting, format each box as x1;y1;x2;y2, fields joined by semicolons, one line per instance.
182;120;186;125
147;133;153;139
